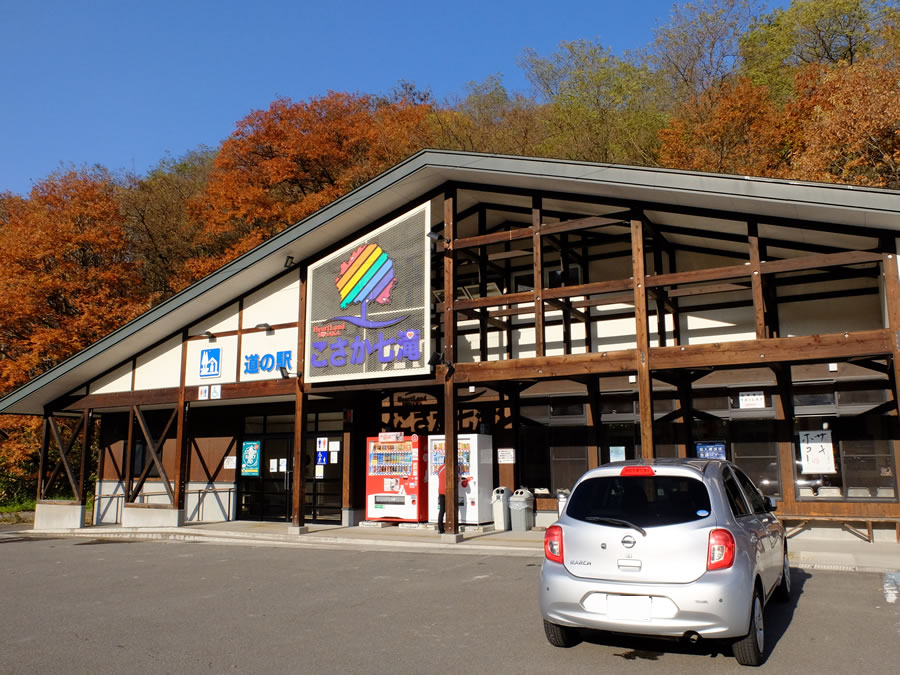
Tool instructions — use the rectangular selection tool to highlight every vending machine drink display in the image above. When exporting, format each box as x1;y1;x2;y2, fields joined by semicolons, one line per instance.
427;434;493;525
365;433;428;522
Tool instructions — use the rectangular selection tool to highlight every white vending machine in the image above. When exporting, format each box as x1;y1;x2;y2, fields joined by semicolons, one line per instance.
427;434;493;525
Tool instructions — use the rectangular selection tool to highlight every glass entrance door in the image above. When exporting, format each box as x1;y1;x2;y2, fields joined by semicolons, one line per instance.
304;434;342;523
238;435;293;521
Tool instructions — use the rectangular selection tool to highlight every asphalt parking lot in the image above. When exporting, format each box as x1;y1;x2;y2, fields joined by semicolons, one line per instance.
1;534;898;674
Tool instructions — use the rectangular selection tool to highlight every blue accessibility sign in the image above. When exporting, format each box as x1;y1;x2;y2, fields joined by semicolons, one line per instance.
316;450;328;465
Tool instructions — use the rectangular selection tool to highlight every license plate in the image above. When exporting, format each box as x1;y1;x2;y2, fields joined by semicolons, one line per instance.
607;594;651;621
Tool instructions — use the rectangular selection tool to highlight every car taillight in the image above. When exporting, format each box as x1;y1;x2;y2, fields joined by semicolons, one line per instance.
707;528;735;570
620;466;655;476
544;525;564;563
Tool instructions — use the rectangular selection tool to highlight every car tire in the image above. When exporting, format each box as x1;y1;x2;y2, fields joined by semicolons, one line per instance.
732;587;765;666
543;619;579;648
774;548;791;602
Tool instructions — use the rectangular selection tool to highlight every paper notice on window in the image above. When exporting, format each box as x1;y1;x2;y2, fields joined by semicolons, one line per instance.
799;430;836;474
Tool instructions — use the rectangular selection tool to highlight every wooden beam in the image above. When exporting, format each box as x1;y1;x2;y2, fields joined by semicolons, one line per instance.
173;329;189;510
454;225;533;250
667;283;750;298
652;329;893;370
454;351;636;383
760;250;882;275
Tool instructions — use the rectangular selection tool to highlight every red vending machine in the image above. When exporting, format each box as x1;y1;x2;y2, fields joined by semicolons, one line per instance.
365;433;428;522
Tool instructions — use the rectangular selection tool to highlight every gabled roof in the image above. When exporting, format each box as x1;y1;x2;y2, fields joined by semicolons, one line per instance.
2;150;899;416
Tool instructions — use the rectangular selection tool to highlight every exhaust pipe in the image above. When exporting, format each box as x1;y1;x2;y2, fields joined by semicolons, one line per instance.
682;631;701;644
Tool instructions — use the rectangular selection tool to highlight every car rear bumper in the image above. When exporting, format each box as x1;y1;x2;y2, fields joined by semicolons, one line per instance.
539;560;753;639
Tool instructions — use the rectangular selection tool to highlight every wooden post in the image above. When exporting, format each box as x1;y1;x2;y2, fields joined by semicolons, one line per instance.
774;364;797;511
532;195;545;358
881;253;900;502
748;221;767;339
676;377;691;458
443;187;459;534
586;378;601;469
292;270;308;527
173;330;189;511
632;216;654;458
36;414;49;501
124;406;135;502
77;409;93;504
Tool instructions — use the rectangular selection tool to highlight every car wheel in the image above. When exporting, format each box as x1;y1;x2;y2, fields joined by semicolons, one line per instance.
732;588;765;666
774;548;791;602
543;619;579;648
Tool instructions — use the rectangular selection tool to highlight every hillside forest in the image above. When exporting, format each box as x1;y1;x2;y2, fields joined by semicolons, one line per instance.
1;0;899;504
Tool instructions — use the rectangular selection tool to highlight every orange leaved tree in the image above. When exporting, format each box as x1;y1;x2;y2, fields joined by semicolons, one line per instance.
0;169;148;501
183;91;435;282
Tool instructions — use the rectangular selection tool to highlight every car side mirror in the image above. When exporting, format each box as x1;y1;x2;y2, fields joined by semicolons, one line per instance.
764;496;777;512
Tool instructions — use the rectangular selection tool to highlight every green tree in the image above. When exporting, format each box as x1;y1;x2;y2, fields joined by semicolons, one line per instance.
740;0;898;99
119;148;216;301
651;0;763;103
521;41;667;164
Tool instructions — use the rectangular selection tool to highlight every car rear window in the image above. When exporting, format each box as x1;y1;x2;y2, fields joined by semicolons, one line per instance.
566;475;712;528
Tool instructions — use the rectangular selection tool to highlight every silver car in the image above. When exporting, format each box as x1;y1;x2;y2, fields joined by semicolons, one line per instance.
539;459;790;667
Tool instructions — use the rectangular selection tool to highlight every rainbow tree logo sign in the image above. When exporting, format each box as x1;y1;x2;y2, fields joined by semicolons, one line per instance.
304;202;431;384
333;243;405;328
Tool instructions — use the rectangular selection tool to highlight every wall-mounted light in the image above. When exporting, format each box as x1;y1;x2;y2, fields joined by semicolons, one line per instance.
203;330;216;340
426;230;450;244
255;323;273;332
428;350;448;367
284;255;295;268
280;366;302;379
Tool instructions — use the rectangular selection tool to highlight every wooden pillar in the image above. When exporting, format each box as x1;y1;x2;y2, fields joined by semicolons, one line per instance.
36;414;49;501
498;390;519;489
632;216;654;458
774;364;797;511
478;207;488;362
532;195;545;358
652;240;666;347
748;221;767;339
123;406;135;502
77;409;93;504
173;330;190;511
586;378;601;469
677;377;693;458
667;249;681;346
881;253;900;502
443;187;459;534
292;270;308;527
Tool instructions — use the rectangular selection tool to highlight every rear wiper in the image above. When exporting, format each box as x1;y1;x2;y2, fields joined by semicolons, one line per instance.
584;516;647;537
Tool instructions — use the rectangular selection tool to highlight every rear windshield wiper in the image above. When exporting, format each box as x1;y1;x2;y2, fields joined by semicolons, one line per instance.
583;516;647;537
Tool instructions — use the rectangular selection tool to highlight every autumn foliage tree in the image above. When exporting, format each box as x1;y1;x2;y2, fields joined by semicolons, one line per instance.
0;169;149;500
184;91;435;281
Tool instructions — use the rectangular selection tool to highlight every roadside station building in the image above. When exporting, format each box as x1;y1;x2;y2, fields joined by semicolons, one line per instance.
2;151;899;541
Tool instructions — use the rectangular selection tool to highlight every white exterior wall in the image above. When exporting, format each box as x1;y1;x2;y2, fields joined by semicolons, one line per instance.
243;273;300;327
91;363;132;394
185;335;238;386
134;336;182;390
240;327;299;381
189;303;239;336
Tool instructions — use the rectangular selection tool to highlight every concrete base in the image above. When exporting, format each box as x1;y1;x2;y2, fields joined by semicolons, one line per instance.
359;520;395;528
287;525;309;535
34;501;85;530
342;507;364;527
122;504;184;528
440;533;464;543
398;522;432;529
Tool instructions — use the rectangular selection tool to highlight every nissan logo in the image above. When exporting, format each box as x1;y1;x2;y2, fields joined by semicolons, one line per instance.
621;535;636;549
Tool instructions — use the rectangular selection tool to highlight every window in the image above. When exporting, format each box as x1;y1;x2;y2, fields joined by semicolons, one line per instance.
550;447;587;494
734;468;768;514
723;470;751;518
566;475;711;528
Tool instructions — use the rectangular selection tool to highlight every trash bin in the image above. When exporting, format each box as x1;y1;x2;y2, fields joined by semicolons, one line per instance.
491;486;512;531
557;490;570;516
509;488;534;531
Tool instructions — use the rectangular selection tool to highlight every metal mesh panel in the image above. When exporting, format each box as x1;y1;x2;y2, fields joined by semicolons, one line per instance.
305;203;431;383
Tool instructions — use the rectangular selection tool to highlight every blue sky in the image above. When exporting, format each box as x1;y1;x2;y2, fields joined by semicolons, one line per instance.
3;0;731;196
